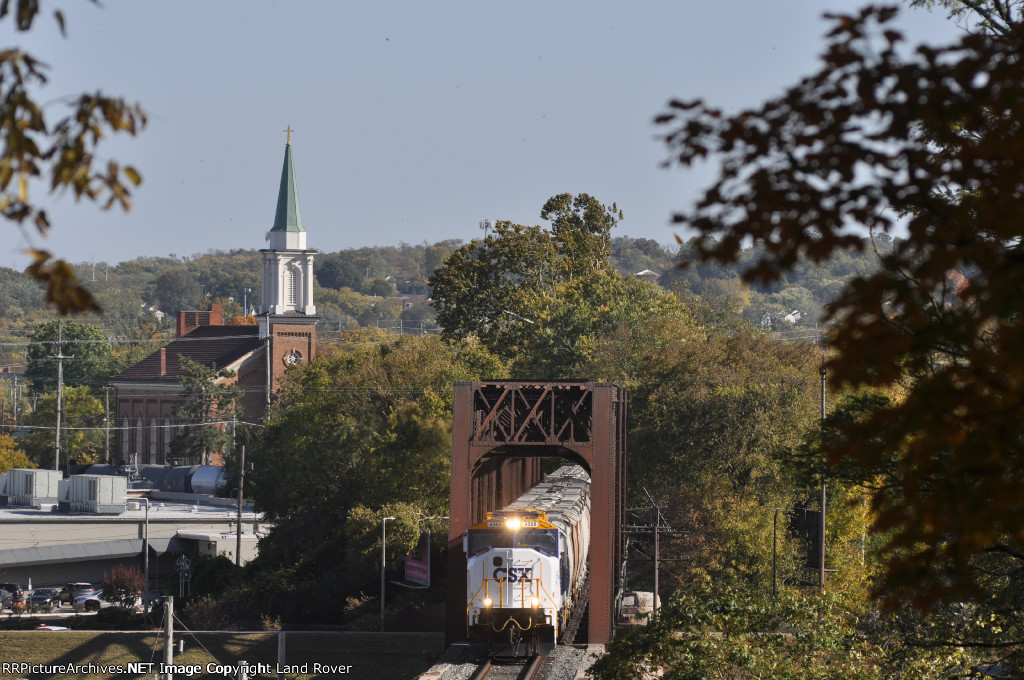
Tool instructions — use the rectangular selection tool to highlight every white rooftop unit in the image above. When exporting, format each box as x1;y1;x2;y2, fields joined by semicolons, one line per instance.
69;474;128;515
7;468;61;508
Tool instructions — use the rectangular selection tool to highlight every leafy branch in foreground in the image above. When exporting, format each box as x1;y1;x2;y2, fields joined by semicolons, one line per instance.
1;1;145;313
657;6;1024;604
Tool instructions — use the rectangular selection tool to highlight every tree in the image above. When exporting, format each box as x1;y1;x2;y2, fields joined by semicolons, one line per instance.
655;7;1024;601
1;2;145;314
153;268;201;315
169;357;242;466
315;251;363;290
364;278;396;298
20;384;105;467
24;319;113;392
622;330;822;592
0;433;33;473
589;582;972;680
241;334;504;622
0;266;43;317
909;0;1022;35
99;565;144;610
541;192;620;280
429;193;623;367
516;272;688;378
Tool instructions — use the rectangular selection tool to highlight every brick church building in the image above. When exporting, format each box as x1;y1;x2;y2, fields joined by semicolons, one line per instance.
111;136;318;465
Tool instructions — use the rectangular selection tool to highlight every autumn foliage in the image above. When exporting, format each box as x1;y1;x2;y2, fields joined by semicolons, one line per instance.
657;6;1024;603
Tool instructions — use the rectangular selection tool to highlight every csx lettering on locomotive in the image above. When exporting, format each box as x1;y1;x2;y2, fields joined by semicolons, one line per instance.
493;566;533;582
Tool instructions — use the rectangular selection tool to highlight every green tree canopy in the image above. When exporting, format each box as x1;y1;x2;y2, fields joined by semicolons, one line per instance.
24;319;112;392
154;268;202;315
20;384;105;467
169;357;243;467
590;582;973;680
239;334;503;622
429;193;629;373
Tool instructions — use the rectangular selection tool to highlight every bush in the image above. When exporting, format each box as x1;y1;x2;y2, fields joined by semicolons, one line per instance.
100;565;144;609
182;595;237;631
96;606;134;626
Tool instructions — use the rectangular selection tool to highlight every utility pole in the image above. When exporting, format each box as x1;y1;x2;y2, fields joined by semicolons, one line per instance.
141;498;151;617
53;319;73;473
164;596;174;680
642;488;662;620
265;337;272;406
653;503;660;620
104;386;111;464
236;445;245;567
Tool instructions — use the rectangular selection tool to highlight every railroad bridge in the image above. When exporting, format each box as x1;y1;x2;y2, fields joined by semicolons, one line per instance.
446;380;628;645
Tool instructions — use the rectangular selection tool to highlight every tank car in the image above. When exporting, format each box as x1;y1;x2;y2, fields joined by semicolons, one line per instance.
464;465;591;654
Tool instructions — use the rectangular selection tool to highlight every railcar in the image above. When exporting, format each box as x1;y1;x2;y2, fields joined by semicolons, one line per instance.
465;464;591;654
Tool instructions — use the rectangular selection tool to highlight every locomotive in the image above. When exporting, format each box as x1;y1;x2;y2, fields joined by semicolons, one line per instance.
464;465;591;653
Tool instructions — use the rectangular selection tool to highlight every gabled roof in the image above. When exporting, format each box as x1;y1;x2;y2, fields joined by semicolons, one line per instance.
270;143;304;233
112;325;263;384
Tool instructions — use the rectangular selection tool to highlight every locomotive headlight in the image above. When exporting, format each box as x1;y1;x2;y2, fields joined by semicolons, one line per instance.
505;518;521;530
530;597;540;608
483;598;493;607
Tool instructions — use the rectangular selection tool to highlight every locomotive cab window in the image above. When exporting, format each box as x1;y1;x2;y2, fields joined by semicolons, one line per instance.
519;529;558;556
468;528;559;556
468;530;513;555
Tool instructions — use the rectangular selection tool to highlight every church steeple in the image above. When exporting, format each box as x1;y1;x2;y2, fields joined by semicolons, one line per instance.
260;128;316;319
269;132;305;247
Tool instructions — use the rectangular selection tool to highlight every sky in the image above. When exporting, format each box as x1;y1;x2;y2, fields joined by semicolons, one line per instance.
4;1;965;271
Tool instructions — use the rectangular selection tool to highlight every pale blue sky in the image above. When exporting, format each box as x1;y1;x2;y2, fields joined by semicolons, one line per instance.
5;1;962;270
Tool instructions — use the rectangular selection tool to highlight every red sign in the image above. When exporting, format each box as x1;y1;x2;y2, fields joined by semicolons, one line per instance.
404;531;430;587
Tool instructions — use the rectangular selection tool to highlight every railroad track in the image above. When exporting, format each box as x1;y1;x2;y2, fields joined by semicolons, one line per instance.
469;654;545;680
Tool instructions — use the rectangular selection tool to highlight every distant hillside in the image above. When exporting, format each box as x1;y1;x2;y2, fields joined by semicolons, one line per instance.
0;234;891;372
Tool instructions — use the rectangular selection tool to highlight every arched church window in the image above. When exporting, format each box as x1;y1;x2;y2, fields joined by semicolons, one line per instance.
135;417;143;460
149;418;158;463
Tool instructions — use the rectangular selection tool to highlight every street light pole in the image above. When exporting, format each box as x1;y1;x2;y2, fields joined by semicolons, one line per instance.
380;516;396;631
140;497;151;617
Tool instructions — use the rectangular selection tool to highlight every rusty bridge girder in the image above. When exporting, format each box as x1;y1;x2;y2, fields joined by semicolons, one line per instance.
446;381;628;646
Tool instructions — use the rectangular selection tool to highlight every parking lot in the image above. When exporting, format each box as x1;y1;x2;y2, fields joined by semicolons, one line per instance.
0;583;112;616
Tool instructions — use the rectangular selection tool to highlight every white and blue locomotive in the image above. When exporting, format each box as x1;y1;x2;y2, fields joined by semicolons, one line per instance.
464;465;591;652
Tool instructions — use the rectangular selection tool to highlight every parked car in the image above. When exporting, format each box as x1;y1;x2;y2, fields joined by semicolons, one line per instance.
73;589;103;611
0;583;27;610
58;582;94;604
28;588;59;611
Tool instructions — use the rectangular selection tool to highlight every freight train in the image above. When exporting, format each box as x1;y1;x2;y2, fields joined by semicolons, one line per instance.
464;465;591;654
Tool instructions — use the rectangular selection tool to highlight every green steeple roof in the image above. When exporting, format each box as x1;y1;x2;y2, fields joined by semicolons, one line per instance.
270;143;304;233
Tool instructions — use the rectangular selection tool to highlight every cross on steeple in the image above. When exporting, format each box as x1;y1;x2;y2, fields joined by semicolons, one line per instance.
284;125;294;145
